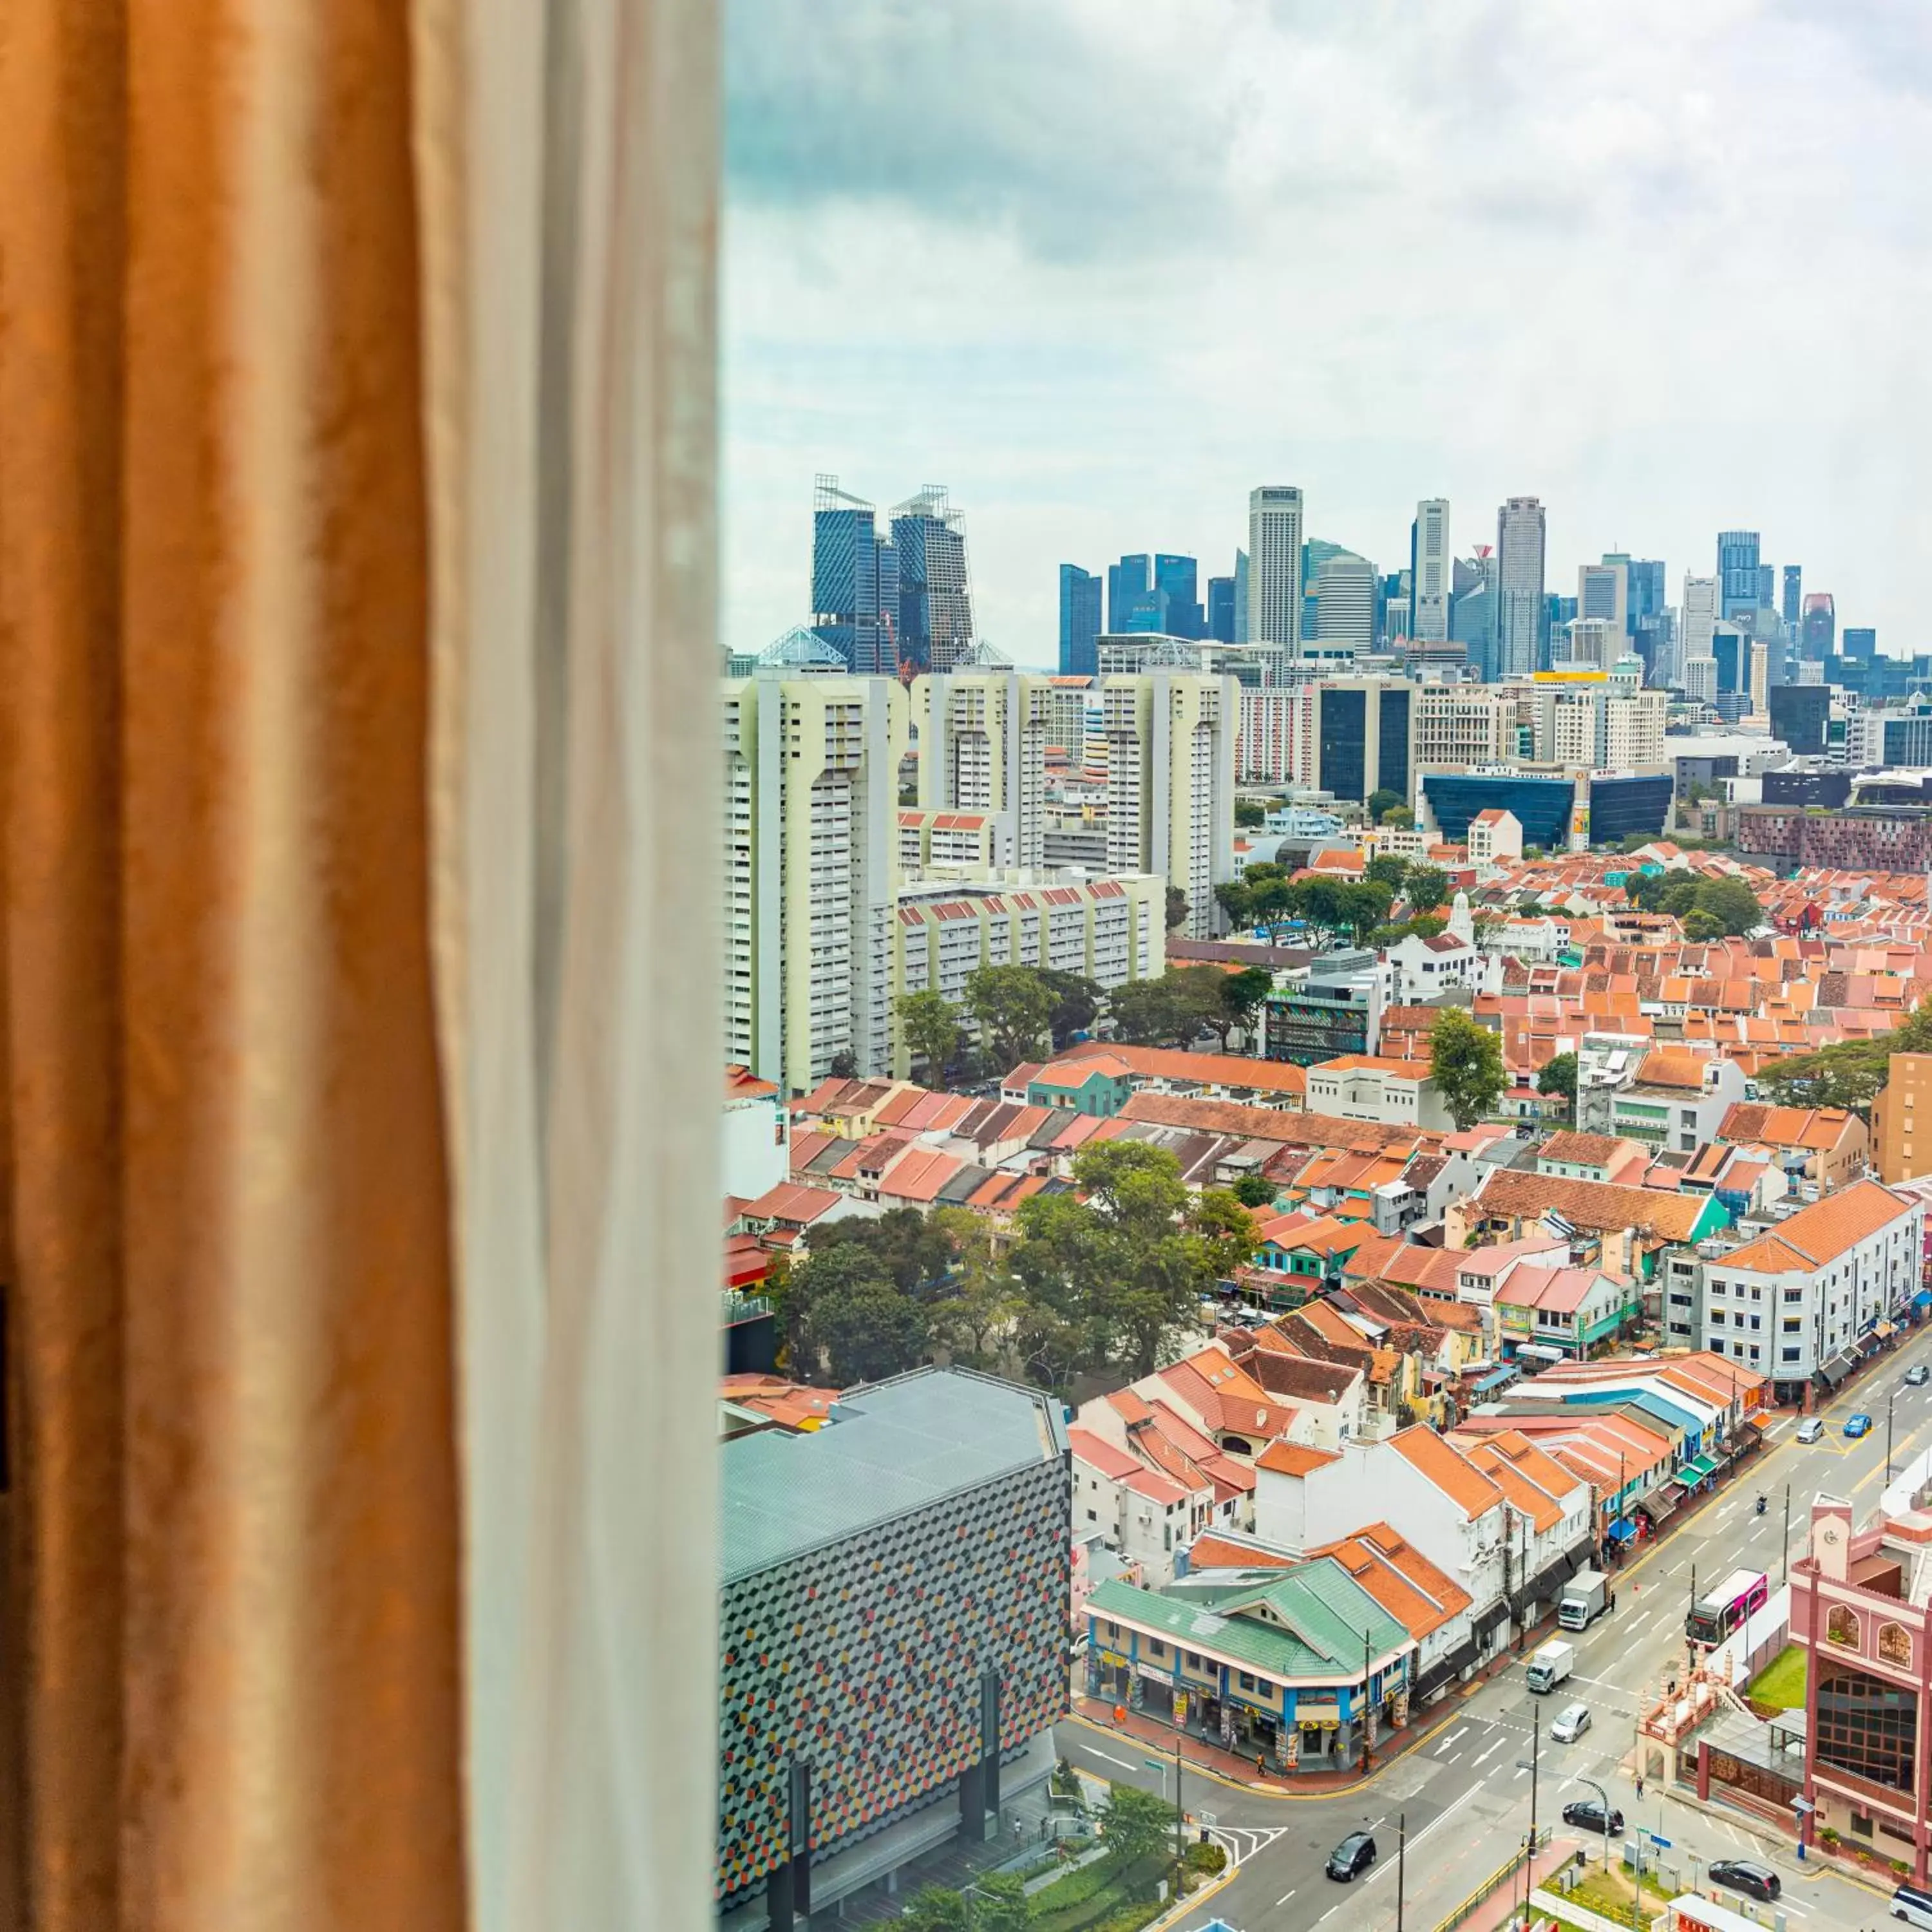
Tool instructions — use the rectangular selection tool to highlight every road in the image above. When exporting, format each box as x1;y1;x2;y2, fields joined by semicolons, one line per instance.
1056;1329;1932;1931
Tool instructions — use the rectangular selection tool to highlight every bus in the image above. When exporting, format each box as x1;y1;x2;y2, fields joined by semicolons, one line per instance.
1687;1568;1769;1647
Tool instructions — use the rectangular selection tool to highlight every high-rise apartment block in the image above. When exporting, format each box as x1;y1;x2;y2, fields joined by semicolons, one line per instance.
1247;486;1305;649
1101;674;1237;938
811;475;900;674
1410;499;1450;643
1058;565;1103;677
1564;617;1622;669
724;673;908;1096
1874;1056;1932;1184
1717;529;1763;621
889;487;974;674
913;672;1054;869
1496;497;1547;679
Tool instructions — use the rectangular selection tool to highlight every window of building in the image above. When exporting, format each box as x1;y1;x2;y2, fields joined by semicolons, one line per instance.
1826;1605;1861;1649
1879;1622;1913;1669
1816;1667;1918;1794
1238;1671;1256;1691
1086;1509;1097;1522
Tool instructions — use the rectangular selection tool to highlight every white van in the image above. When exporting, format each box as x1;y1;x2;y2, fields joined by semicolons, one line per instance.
1892;1880;1932;1926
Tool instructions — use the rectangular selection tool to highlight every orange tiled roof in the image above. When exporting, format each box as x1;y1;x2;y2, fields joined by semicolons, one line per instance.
1254;1440;1341;1477
1387;1426;1505;1520
1721;1177;1915;1273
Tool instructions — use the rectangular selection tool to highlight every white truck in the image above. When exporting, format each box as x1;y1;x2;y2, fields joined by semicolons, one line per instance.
1526;1638;1575;1694
1558;1567;1609;1631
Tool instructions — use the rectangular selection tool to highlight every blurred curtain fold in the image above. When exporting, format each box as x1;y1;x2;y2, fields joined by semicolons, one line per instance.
0;0;717;1926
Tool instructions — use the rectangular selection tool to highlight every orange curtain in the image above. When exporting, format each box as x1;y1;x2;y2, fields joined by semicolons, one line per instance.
0;0;466;1925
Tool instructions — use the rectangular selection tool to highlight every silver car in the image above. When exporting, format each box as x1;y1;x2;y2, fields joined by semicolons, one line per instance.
1550;1702;1591;1743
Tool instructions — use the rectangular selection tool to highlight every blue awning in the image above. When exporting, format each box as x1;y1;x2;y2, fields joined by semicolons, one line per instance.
1473;1365;1519;1394
1915;1291;1931;1311
1606;1518;1638;1544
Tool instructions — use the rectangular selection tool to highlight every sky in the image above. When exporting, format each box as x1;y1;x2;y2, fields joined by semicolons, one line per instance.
723;0;1932;667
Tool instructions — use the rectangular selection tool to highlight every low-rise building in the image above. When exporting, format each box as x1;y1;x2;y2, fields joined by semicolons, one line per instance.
1696;1178;1924;1400
1718;1101;1870;1194
1493;1262;1636;1361
1465;808;1523;866
1261;949;1388;1065
1304;1055;1455;1132
724;1064;791;1201
1385;928;1482;1005
1576;1046;1750;1155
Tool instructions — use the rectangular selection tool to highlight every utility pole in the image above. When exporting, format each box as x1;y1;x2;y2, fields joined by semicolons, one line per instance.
1172;1734;1182;1865
1395;1811;1406;1932
1782;1481;1792;1584
1361;1627;1374;1774
1888;1385;1898;1484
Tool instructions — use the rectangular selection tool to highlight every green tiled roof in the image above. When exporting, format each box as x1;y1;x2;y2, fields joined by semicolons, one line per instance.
1086;1560;1410;1683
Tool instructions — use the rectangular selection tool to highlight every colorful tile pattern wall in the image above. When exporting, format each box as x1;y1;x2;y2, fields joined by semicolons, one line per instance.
715;1456;1068;1906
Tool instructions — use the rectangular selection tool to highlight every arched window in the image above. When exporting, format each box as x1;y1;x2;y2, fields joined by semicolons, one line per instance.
1826;1605;1861;1649
1879;1622;1913;1669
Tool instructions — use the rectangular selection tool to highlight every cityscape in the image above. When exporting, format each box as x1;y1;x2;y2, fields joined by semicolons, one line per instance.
717;13;1932;1932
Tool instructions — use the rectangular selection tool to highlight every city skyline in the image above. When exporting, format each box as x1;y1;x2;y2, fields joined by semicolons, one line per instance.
724;2;1928;659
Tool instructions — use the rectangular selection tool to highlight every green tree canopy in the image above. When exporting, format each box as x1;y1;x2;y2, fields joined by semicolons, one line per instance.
1234;797;1267;828
1627;869;1761;936
1365;854;1412;893
1100;1782;1173;1866
1404;866;1449;915
1366;787;1402;825
896;1886;973;1932
1430;1007;1506;1130
1535;1050;1578;1105
812;1272;929;1386
776;1244;898;1381
1382;806;1416;829
1680;908;1725;942
1217;965;1275;1046
806;1207;956;1295
965;963;1054;1071
1217;862;1297;943
1231;1173;1277;1208
1108;968;1224;1048
1166;884;1189;930
827;1049;858;1080
895;988;961;1087
1040;969;1106;1049
1755;1001;1932;1117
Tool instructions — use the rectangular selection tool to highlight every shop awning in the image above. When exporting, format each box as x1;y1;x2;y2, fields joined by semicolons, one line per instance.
1818;1352;1857;1388
1472;1365;1519;1394
1877;1321;1899;1339
1681;1454;1719;1482
1475;1600;1511;1638
1635;1492;1677;1524
1605;1518;1638;1544
1915;1290;1931;1311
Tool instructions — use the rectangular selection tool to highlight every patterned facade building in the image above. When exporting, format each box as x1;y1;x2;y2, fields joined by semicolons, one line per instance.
716;1370;1070;1922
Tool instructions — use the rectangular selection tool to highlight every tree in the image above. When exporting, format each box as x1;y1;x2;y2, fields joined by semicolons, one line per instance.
924;1208;1017;1371
827;1049;859;1080
1365;854;1412;894
1234;797;1266;829
972;1871;1031;1932
1231;1173;1276;1208
1110;968;1222;1048
895;989;961;1088
1100;1782;1173;1867
1408;912;1448;938
1681;908;1725;942
1382;806;1416;829
1366;787;1402;825
778;1244;897;1381
1166;884;1189;930
1039;969;1105;1049
812;1273;929;1386
965;964;1053;1072
808;1206;956;1295
1536;1051;1577;1108
1217;965;1274;1048
897;1886;973;1932
1190;1188;1261;1284
1430;1007;1506;1131
1694;875;1763;937
1404;866;1449;915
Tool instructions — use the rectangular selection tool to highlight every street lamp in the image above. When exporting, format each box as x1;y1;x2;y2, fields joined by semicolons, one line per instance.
1141;1740;1184;1865
1513;1703;1542;1916
1888;1383;1900;1483
1566;1776;1616;1870
1394;1810;1406;1932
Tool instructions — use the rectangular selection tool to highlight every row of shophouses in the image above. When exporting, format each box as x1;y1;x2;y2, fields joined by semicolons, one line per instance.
1074;1347;1768;1776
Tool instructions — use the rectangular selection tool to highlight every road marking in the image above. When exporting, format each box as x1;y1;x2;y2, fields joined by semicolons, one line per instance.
1472;1739;1502;1766
1440;1752;1463;1768
1435;1727;1470;1754
1513;1766;1530;1779
1624;1611;1652;1631
1082;1745;1138;1772
1367;1814;1385;1832
1779;1900;1808;1918
1273;1889;1296;1908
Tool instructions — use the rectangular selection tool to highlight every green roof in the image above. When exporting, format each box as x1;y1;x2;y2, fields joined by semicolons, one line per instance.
1086;1560;1410;1684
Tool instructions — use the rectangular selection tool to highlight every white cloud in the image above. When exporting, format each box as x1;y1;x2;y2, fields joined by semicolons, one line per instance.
724;0;1932;660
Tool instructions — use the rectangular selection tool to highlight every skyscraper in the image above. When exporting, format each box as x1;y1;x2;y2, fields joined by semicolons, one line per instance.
1452;552;1498;681
1314;550;1376;652
1206;575;1236;643
1717;530;1762;621
1058;565;1103;677
1801;592;1836;662
1843;627;1877;663
890;487;974;674
1233;550;1249;645
1496;497;1547;681
1680;573;1720;688
811;474;898;674
1247;487;1305;649
1154;554;1204;639
1624;559;1666;628
1108;554;1151;633
1577;561;1629;631
1783;564;1803;629
1410;498;1450;643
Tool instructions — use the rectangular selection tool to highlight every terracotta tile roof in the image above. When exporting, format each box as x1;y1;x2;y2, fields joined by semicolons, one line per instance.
1122;1467;1196;1506
1052;1040;1310;1095
1106;1388;1155;1425
1310;1055;1431;1079
1067;1426;1142;1481
1470;1169;1713;1242
1254;1441;1341;1477
876;1147;963;1204
719;1374;838;1430
1537;1130;1629;1169
1121;1090;1434;1156
1634;1048;1710;1090
725;1064;781;1101
1387;1425;1506;1520
1307;1521;1473;1639
1718;1102;1860;1152
1719;1177;1916;1272
1188;1532;1293;1569
1153;1347;1296;1440
741;1181;846;1226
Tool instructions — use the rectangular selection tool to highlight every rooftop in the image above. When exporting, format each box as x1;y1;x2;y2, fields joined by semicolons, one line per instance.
719;1368;1064;1582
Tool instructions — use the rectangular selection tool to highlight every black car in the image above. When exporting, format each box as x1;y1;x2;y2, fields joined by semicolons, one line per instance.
1708;1859;1781;1903
1325;1832;1378;1882
1560;1800;1625;1835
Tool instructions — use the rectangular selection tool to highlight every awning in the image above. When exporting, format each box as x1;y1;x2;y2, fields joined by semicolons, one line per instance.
1681;1454;1719;1482
1606;1518;1638;1544
1818;1352;1856;1388
1878;1321;1899;1339
1475;1600;1511;1638
1414;1637;1481;1698
1915;1291;1931;1311
1472;1365;1519;1394
1635;1492;1677;1524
